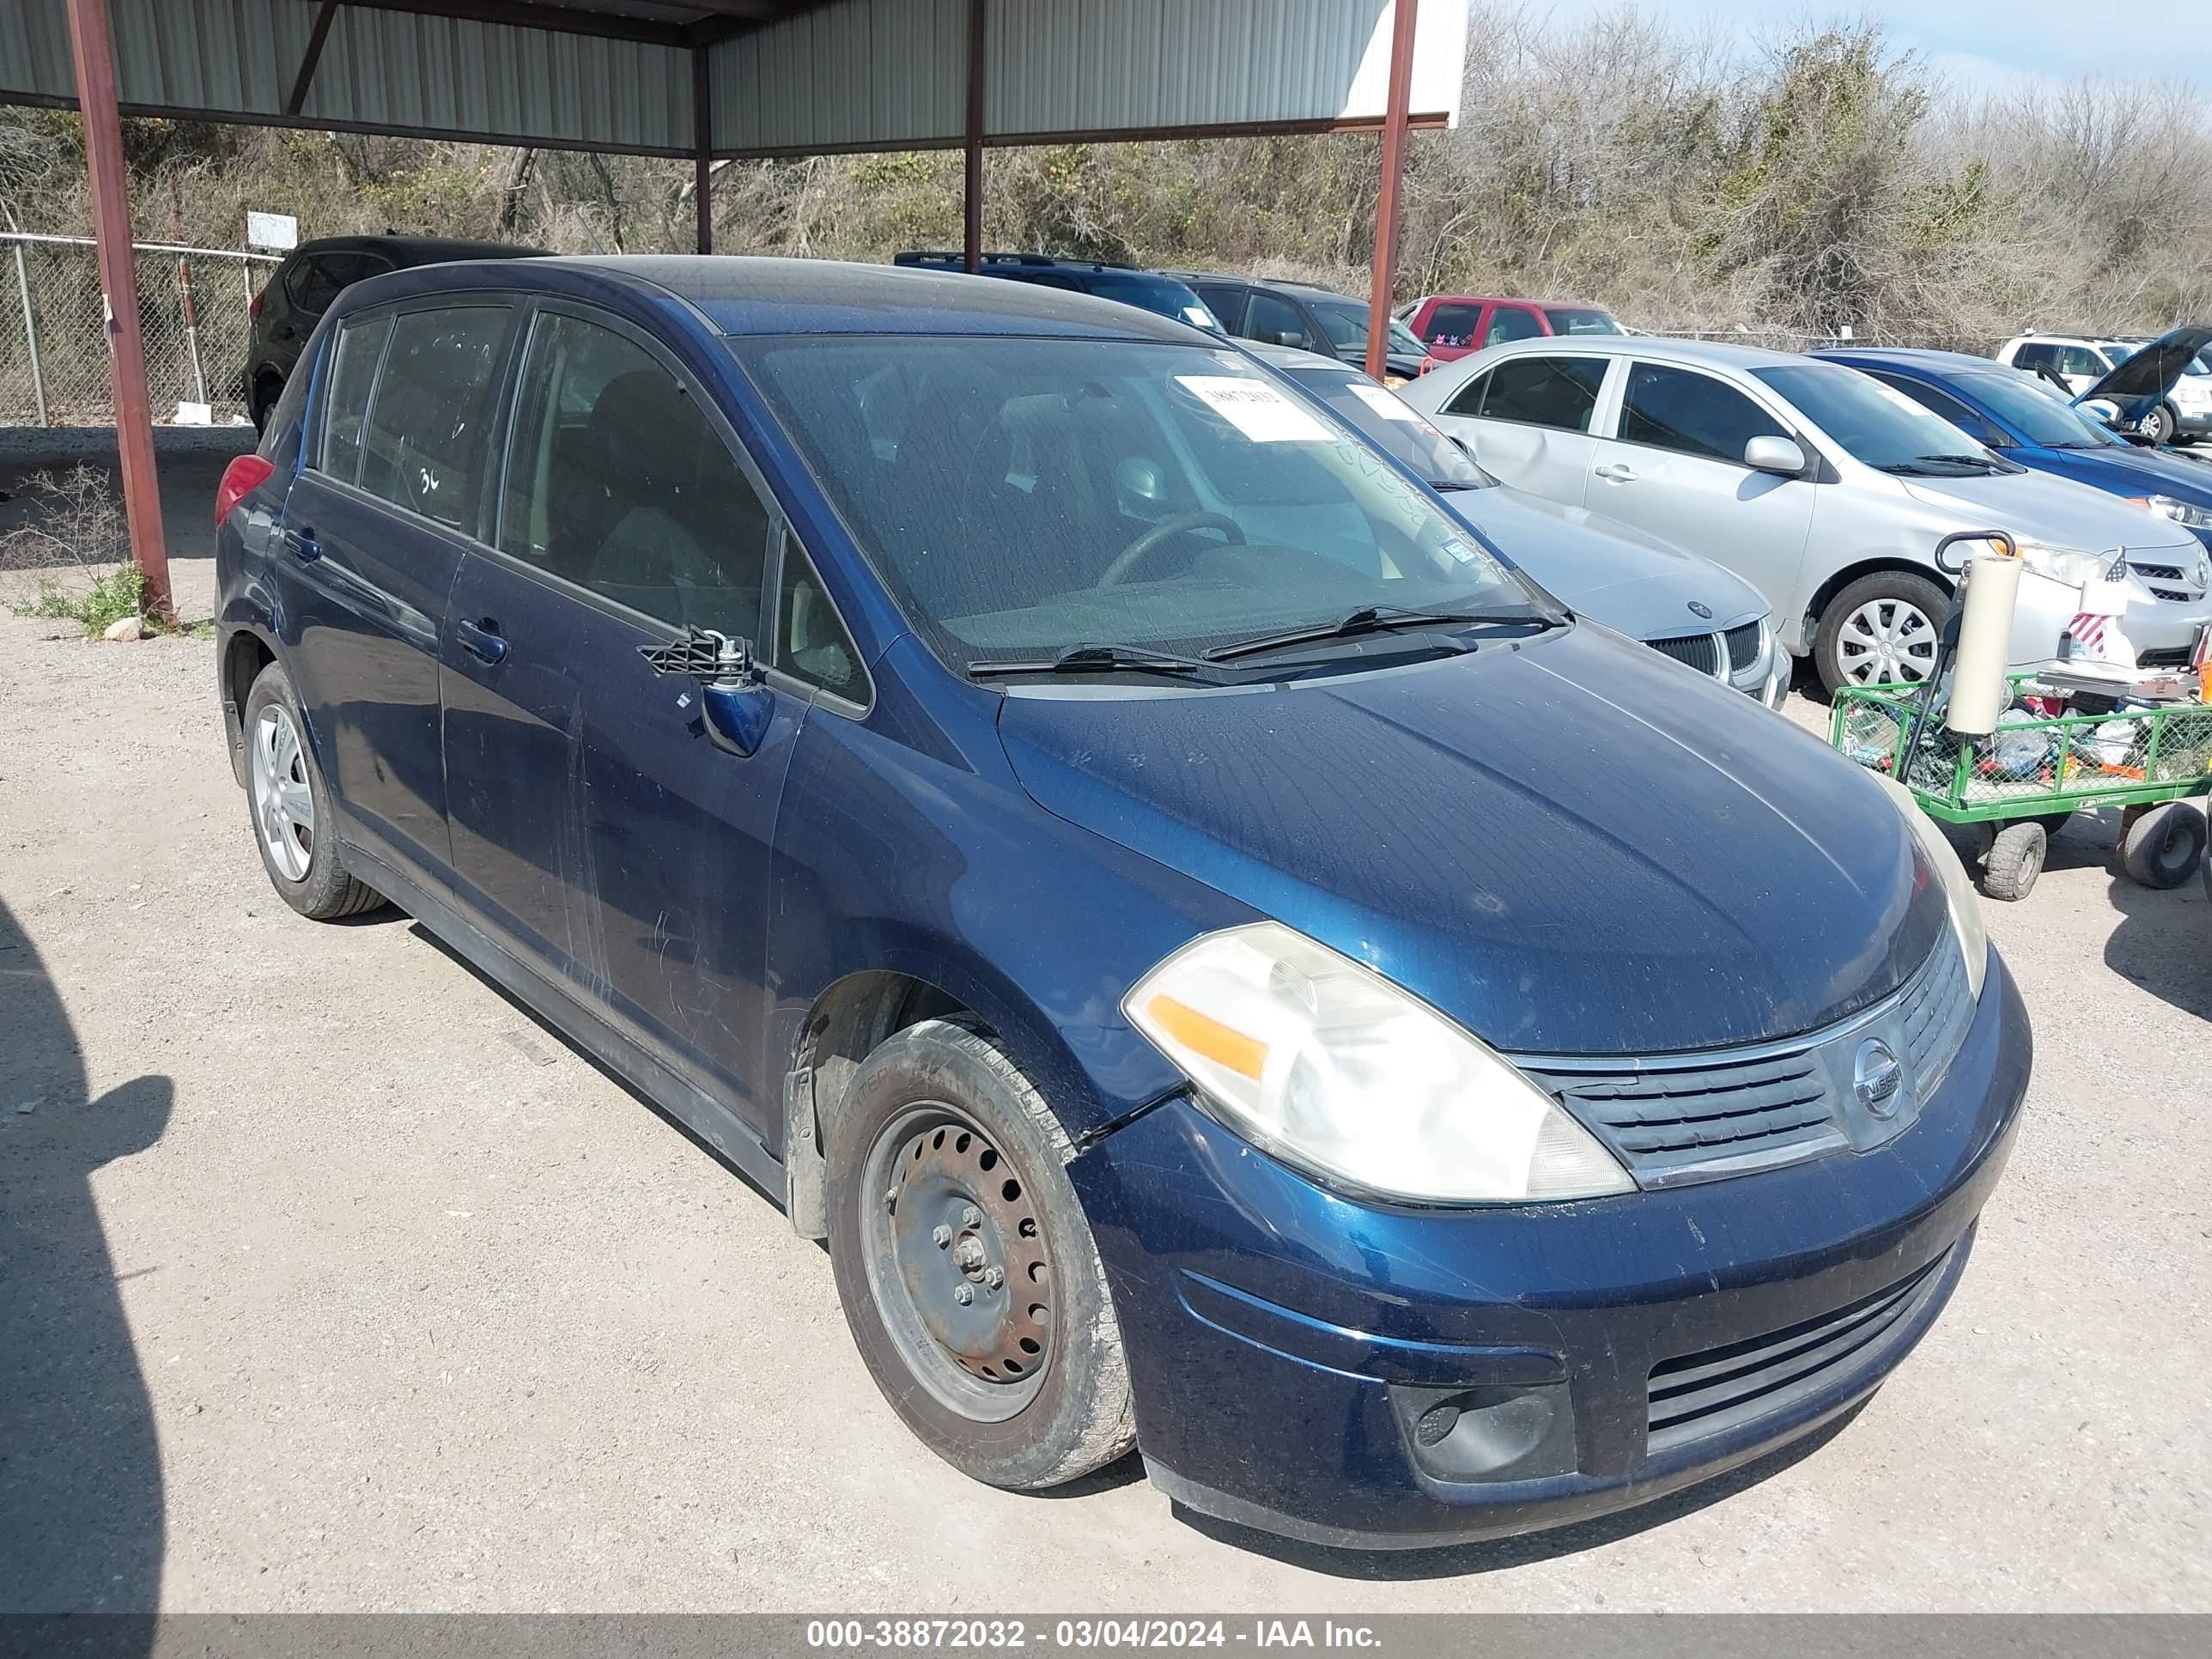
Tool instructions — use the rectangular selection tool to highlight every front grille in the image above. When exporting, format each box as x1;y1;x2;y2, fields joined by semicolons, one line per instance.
1645;1249;1952;1453
1519;938;1975;1188
1522;1051;1841;1182
2138;647;2194;668
1648;632;1721;676
1723;622;1764;672
2131;562;2186;582
2151;586;2190;603
1899;939;1972;1093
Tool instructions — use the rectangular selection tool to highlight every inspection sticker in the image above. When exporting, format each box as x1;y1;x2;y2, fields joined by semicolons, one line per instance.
1176;375;1333;442
1349;382;1421;422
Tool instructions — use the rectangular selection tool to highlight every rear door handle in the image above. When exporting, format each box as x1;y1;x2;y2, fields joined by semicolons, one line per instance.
454;617;508;665
1594;463;1638;483
281;525;321;562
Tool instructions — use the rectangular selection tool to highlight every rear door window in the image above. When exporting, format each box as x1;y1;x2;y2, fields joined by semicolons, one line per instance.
1191;285;1246;331
1618;362;1785;463
319;313;392;484
1460;355;1609;431
1485;306;1546;344
2011;343;2057;374
498;310;770;639
1419;302;1485;348
356;306;514;532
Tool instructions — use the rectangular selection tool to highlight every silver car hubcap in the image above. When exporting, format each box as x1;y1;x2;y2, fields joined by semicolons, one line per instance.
250;705;314;881
1838;599;1938;684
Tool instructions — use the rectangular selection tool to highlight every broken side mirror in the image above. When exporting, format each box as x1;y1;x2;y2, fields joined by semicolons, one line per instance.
639;627;774;758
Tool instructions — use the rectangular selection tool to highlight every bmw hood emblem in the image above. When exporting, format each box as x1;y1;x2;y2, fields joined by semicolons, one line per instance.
1854;1038;1904;1118
1687;600;1713;619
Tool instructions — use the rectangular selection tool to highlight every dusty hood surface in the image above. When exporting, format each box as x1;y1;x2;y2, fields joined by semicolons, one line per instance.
1903;466;2198;555
997;623;1949;1056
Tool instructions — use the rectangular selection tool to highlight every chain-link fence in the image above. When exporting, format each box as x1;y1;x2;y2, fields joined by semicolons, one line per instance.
0;233;279;428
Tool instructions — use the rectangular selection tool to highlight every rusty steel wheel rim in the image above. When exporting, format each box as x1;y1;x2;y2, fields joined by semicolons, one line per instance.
859;1103;1054;1423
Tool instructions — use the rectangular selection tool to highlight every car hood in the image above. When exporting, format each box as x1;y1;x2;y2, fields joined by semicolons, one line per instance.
1900;468;2197;553
2017;441;2212;507
996;623;1948;1055
2079;324;2212;410
1456;485;1769;634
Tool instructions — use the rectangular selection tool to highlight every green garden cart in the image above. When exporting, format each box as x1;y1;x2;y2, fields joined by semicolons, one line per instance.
1832;675;2212;901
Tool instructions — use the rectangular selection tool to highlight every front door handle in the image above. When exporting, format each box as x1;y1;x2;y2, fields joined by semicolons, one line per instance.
454;617;508;665
1594;463;1638;483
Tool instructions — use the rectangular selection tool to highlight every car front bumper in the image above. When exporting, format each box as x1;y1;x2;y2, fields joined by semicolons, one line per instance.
1071;950;2029;1549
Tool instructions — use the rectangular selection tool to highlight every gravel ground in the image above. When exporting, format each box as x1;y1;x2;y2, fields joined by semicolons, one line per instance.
1;529;2208;1614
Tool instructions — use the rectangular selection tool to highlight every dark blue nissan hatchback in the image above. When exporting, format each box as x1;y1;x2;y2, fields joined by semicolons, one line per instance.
213;257;2030;1548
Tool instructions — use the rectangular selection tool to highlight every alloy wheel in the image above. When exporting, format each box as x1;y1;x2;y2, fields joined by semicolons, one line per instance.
250;703;315;881
1838;598;1938;685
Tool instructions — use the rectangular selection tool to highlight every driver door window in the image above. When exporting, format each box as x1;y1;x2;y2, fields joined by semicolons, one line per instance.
1243;293;1310;350
498;312;769;640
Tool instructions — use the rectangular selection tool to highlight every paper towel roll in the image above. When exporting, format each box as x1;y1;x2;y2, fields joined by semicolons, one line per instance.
1946;550;2023;737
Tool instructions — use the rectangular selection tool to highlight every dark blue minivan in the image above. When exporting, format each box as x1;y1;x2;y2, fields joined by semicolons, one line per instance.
213;257;2030;1548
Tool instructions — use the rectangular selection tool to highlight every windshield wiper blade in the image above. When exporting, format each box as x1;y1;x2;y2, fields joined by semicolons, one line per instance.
967;644;1224;681
1202;605;1527;664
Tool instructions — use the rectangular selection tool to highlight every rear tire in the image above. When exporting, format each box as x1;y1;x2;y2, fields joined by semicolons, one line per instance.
1814;571;1954;696
2119;800;2206;889
241;661;386;921
1980;821;2046;902
825;1019;1134;1492
250;374;282;434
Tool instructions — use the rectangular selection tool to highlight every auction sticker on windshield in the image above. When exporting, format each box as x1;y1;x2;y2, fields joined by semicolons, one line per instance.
1350;382;1421;422
1178;375;1334;442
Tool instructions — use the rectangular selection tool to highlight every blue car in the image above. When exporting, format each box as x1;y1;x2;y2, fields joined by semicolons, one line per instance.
1815;346;2212;573
213;256;2028;1548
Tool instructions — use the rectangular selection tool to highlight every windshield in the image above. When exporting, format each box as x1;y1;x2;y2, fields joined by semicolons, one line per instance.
1543;307;1620;336
1279;365;1494;489
737;337;1540;671
1956;368;2125;449
1754;363;2001;471
1081;271;1220;331
1308;300;1426;360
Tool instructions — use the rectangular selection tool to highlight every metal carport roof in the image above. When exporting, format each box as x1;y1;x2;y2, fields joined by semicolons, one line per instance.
3;0;1462;618
0;1;1465;157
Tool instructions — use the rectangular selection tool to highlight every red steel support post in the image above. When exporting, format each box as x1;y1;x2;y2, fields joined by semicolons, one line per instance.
1364;0;1419;383
67;0;171;620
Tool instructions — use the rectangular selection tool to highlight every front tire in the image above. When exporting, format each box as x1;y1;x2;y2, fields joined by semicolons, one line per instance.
1981;821;2046;901
250;373;283;435
2142;403;2178;447
1814;571;1953;696
826;1019;1134;1491
241;661;386;921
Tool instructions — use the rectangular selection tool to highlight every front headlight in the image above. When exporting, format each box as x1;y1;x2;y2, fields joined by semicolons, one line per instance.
2013;539;2117;588
1124;922;1632;1204
2141;495;2212;530
1872;775;1989;1000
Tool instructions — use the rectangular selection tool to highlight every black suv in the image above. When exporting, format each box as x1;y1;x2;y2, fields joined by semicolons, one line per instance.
1164;270;1428;385
245;234;543;429
891;252;1219;330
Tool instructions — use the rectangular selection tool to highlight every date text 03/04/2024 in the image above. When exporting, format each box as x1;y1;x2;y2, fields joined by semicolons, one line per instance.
803;1620;1383;1650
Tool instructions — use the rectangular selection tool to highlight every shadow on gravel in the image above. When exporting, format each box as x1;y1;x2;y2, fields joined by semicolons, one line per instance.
2102;865;2212;1024
0;896;171;1621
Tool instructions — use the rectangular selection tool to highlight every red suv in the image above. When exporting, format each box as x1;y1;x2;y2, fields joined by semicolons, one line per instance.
1401;295;1621;363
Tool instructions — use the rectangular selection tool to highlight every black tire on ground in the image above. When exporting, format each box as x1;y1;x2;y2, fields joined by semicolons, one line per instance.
2119;800;2207;890
251;374;282;434
1980;821;2047;902
1813;570;1955;697
825;1018;1135;1492
2143;403;2179;447
240;661;387;921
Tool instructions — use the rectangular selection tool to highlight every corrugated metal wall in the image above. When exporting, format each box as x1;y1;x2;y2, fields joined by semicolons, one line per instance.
0;0;691;154
713;0;969;155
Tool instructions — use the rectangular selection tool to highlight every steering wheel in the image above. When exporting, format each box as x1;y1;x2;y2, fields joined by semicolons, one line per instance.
1097;512;1245;586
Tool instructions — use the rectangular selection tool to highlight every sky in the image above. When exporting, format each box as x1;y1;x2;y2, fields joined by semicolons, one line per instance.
1525;1;2204;96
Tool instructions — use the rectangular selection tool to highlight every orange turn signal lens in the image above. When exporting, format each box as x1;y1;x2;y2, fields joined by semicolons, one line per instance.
1145;994;1267;1081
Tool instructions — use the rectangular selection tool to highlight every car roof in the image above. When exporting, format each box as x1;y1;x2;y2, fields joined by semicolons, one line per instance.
1814;346;2021;377
292;234;546;262
337;253;1211;343
1160;270;1363;304
1244;341;1360;374
1475;334;1810;372
1415;293;1609;309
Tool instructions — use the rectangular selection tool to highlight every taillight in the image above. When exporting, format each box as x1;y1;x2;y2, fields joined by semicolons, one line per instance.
215;454;276;526
249;289;264;319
